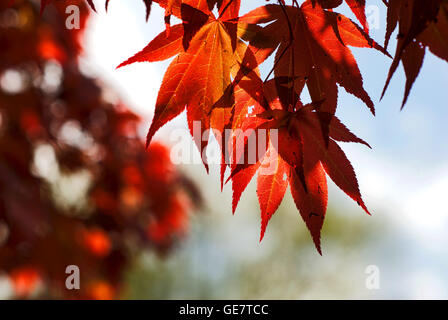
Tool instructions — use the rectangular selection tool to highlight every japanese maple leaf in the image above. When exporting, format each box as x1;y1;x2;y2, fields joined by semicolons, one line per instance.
118;0;257;170
239;1;388;120
229;89;370;253
382;0;448;108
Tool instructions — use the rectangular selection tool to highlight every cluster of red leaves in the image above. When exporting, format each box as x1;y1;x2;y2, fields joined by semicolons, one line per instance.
115;0;378;253
18;0;448;253
114;0;448;253
0;0;200;299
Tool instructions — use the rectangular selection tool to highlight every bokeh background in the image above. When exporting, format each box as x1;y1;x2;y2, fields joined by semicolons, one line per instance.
1;0;448;299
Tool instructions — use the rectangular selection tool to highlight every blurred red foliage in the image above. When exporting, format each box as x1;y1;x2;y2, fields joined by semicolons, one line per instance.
0;0;201;299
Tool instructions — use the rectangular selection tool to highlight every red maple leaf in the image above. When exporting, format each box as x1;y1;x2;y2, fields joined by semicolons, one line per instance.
239;1;389;117
118;0;261;170
382;0;448;108
227;80;370;253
